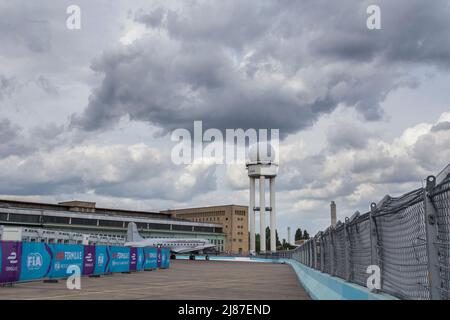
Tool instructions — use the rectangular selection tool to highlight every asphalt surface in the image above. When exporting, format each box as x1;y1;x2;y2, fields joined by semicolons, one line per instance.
0;260;310;300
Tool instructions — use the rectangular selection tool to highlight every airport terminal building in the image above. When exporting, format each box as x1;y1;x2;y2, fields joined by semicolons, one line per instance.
0;199;226;251
163;205;249;255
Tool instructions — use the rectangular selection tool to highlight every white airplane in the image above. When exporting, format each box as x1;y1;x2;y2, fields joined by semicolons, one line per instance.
124;222;216;254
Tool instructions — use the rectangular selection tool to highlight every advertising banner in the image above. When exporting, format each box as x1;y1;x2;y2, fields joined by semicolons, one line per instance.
109;246;130;273
160;248;170;269
0;241;22;283
48;244;84;279
129;247;137;271
0;241;169;284
157;247;162;268
19;242;52;282
94;246;110;275
136;248;144;271
143;247;157;269
82;245;96;275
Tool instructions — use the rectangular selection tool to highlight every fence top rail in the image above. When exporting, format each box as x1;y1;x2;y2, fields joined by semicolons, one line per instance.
431;173;450;196
436;163;450;185
346;211;360;224
372;188;424;217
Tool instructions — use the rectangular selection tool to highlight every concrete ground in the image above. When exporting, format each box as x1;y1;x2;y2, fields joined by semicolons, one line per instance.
0;260;310;300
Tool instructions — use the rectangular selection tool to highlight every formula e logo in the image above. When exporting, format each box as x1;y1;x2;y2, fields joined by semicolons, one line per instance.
27;253;43;270
113;252;128;259
7;252;18;264
85;253;93;263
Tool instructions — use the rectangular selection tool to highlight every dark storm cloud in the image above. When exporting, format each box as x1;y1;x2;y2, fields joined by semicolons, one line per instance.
35;76;59;95
0;4;52;54
0;119;18;142
0;75;17;100
431;121;450;132
326;122;372;151
0;143;218;202
134;7;165;29
71;0;450;136
0;119;34;157
0;119;73;158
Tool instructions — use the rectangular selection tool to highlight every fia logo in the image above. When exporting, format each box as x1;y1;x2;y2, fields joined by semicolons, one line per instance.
97;254;104;266
27;253;43;271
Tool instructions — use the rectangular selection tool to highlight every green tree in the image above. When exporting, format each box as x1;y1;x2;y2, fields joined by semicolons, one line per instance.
295;228;303;241
276;230;281;247
252;229;286;252
255;233;260;252
303;230;310;240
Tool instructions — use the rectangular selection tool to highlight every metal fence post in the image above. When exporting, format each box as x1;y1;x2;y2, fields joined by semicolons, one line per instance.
305;242;308;265
320;236;325;273
424;175;442;300
300;244;303;264
344;218;351;281
302;244;305;264
308;240;313;267
306;240;310;266
369;202;381;293
330;228;335;276
313;238;317;269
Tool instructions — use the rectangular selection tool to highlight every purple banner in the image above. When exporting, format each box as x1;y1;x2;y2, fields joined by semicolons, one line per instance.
82;245;96;275
0;241;23;283
157;248;162;268
129;247;137;271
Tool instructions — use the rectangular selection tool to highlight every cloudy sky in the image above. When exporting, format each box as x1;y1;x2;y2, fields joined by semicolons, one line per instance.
1;0;450;240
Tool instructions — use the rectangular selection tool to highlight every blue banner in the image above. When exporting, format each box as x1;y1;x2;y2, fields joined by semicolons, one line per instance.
136;248;144;271
109;246;130;273
160;248;170;269
94;246;110;275
143;247;157;270
48;244;84;279
19;242;52;281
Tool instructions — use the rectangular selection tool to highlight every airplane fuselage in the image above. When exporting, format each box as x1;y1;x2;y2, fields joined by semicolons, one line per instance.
125;238;216;254
125;222;216;254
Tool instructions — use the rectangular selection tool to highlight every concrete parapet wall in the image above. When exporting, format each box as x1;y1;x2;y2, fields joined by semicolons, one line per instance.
280;259;398;300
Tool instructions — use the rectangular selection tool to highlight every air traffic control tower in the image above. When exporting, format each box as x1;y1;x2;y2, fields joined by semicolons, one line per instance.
246;142;278;255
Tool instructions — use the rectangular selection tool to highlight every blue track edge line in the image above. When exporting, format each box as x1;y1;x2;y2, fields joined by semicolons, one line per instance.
279;259;398;300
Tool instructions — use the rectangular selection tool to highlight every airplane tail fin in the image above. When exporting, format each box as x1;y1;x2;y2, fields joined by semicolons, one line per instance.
127;222;144;242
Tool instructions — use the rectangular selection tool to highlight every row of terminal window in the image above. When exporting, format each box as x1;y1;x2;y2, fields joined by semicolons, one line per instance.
0;213;220;233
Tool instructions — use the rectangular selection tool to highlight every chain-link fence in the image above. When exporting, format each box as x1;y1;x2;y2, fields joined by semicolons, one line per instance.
273;167;450;300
